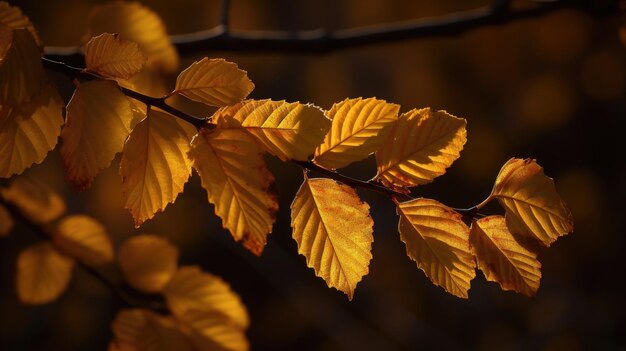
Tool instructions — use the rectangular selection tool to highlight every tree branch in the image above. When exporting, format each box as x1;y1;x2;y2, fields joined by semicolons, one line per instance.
43;0;613;60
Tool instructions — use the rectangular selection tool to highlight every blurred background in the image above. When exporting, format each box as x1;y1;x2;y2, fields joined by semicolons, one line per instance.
1;0;625;350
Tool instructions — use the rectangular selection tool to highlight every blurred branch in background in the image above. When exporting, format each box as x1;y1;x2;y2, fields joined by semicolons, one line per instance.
44;0;619;60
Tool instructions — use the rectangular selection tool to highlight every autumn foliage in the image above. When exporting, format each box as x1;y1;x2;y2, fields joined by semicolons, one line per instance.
0;1;576;350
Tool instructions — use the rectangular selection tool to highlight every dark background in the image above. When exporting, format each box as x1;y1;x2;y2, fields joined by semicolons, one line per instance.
1;0;625;350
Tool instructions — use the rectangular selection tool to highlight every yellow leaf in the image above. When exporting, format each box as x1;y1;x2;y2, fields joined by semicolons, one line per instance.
0;84;64;178
174;58;254;107
375;108;467;190
483;158;574;246
85;33;147;79
0;203;13;236
53;215;114;266
0;2;41;45
0;28;43;104
86;1;179;73
118;234;178;293
17;242;74;304
179;309;249;351
313;97;399;169
214;99;330;161
0;177;65;224
111;309;195;351
163;266;249;329
189;128;277;255
396;198;476;298
61;80;144;190
120;110;193;227
290;177;373;299
470;216;541;297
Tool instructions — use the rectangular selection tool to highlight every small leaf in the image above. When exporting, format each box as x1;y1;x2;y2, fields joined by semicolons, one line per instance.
85;33;147;79
118;234;178;293
375;108;467;190
189;128;277;255
0;28;44;104
174;58;254;107
214;99;330;161
163;266;249;329
17;242;74;304
111;309;195;351
485;158;574;246
314;97;399;169
179;309;249;351
86;1;179;72
0;84;64;178
120;110;193;227
470;216;541;297
1;177;65;224
0;2;41;45
53;215;114;266
396;198;476;298
0;203;13;236
290;177;373;299
61;80;144;190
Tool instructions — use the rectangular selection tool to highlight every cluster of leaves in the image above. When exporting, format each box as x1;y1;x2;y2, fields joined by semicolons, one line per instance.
0;1;575;303
0;178;250;351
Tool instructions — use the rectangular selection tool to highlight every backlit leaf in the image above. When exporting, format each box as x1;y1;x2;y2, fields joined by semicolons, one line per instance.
485;158;574;246
189;128;277;255
0;203;13;236
470;216;541;297
314;97;399;169
290;177;373;299
214;99;330;161
1;177;65;224
174;58;254;107
17;242;74;304
397;198;476;298
180;309;249;351
163;266;249;329
118;234;178;293
85;33;147;79
120;110;193;227
0;2;41;45
111;309;194;351
375;108;467;190
53;215;114;266
61;80;144;190
0;84;64;178
86;1;179;72
0;28;43;104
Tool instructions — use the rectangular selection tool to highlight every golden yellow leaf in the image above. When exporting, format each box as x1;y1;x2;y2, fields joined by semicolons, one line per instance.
0;25;11;61
118;234;178;293
163;266;249;329
0;203;13;236
53;215;114;266
0;28;43;105
61;80;144;190
290;177;373;299
214;99;330;161
86;1;178;73
189;128;277;255
85;33;147;79
375;108;467;190
120;110;193;227
0;84;64;178
483;158;574;246
179;309;249;351
111;309;195;351
470;216;541;297
396;198;476;298
0;2;41;45
313;97;399;170
0;177;65;224
174;58;254;107
17;242;74;304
